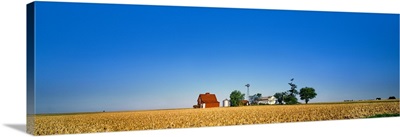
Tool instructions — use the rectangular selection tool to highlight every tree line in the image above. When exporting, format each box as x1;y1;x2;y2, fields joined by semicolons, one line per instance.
274;79;317;105
229;78;317;106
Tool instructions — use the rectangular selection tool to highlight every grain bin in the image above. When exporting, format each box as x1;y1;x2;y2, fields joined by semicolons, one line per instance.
223;99;230;107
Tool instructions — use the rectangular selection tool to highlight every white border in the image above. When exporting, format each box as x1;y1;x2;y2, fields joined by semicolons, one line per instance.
0;0;399;137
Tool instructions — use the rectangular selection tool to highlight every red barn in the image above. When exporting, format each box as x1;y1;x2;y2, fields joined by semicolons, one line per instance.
197;92;220;108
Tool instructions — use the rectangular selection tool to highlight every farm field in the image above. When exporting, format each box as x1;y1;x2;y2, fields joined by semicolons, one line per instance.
32;100;400;135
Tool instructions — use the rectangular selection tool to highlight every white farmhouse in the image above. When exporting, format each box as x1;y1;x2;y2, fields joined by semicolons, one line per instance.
257;96;277;105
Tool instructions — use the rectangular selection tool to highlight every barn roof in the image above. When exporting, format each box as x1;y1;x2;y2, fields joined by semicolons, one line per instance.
198;92;220;103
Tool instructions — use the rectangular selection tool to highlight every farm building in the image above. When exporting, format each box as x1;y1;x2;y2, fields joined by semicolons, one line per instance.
241;100;250;106
196;92;220;108
257;96;277;105
223;99;230;107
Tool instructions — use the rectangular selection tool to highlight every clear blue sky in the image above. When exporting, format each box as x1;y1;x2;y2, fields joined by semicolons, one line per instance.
33;2;399;114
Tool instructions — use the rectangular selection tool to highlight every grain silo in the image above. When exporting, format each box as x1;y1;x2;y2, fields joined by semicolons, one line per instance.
223;99;230;107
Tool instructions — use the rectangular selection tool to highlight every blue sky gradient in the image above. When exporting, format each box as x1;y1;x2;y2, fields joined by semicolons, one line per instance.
33;2;399;114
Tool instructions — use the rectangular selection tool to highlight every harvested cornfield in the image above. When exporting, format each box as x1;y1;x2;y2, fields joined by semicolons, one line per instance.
33;100;400;135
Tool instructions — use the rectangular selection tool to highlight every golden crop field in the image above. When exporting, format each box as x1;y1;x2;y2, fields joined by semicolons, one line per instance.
32;100;399;135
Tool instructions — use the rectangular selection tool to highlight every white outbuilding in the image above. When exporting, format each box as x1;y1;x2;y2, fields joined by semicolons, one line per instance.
257;96;277;105
222;99;230;107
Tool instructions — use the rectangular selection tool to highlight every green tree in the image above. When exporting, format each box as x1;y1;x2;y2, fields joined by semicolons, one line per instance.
299;87;317;104
284;79;299;104
250;93;262;104
288;82;299;96
274;92;285;105
283;94;299;105
256;93;262;98
230;90;245;107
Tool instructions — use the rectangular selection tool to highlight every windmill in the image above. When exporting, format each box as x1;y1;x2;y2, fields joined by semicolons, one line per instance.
245;84;250;101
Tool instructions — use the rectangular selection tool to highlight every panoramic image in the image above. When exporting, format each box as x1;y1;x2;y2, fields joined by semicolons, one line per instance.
27;1;399;136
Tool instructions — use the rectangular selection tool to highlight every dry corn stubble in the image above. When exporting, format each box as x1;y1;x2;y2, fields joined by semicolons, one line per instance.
33;101;399;135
